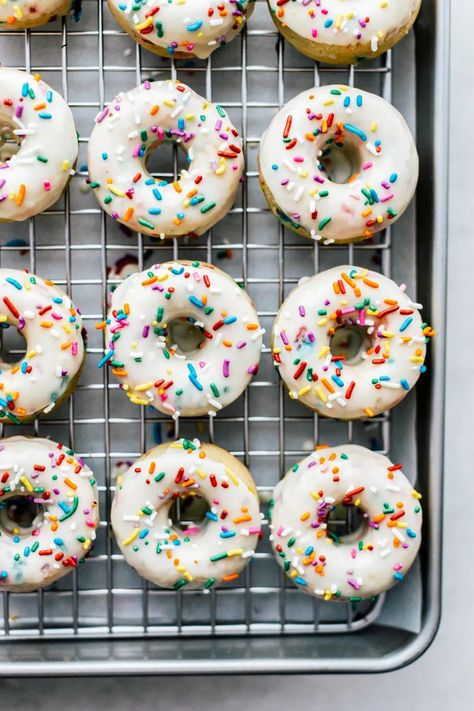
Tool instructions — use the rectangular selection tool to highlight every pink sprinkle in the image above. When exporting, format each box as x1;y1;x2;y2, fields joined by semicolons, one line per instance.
237;341;247;349
215;119;222;131
380;193;394;203
347;578;361;590
362;161;373;170
298;305;305;316
247;364;258;375
280;330;289;345
72;342;78;356
293;156;304;163
247;527;261;535
351;548;357;559
358;310;366;326
43;181;51;191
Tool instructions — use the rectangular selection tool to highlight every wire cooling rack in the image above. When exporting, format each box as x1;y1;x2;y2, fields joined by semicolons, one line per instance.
0;0;417;639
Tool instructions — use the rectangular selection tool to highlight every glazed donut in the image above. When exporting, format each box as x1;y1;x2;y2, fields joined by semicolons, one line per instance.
272;265;434;419
87;79;244;239
101;260;263;418
0;436;99;592
0;0;70;29
111;438;261;590
266;0;421;65
269;444;422;601
0;68;78;221
107;0;254;59
258;84;418;244
0;268;85;423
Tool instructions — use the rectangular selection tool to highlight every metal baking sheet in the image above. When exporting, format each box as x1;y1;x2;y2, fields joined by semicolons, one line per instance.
0;0;448;674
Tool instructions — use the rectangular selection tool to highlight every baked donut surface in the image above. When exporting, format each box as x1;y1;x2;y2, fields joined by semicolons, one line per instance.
87;79;244;239
269;444;422;601
267;0;421;64
259;84;418;244
0;436;99;593
102;260;263;417
0;0;70;30
272;265;434;419
111;439;261;590
0;268;85;423
0;68;78;221
107;0;254;59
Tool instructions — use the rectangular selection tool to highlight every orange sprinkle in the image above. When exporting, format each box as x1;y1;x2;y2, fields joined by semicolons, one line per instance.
15;184;26;207
64;477;78;490
123;207;134;222
363;277;379;288
233;514;252;524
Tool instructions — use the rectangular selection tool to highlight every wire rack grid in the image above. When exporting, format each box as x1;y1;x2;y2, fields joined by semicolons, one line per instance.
0;0;414;640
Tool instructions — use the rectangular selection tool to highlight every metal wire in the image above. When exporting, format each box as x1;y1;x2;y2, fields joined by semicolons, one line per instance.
0;0;397;639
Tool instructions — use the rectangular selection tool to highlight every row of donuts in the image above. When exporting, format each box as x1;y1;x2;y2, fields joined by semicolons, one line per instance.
0;435;422;602
0;261;433;424
1;0;422;66
0;260;429;597
0;69;418;249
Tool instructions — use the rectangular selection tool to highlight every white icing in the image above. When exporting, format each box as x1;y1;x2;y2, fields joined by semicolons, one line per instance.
105;260;263;417
111;439;261;589
272;265;431;419
87;79;244;239
0;68;78;221
267;0;420;58
0;0;69;29
270;444;422;601
259;85;418;244
0;436;98;593
0;268;85;422
108;0;254;59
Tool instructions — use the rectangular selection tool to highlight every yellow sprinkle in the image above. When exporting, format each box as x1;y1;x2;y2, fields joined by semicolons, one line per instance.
135;382;154;392
318;346;330;359
364;407;374;417
121;528;139;546
20;476;33;492
227;548;244;557
298;385;311;396
224;467;240;487
315;386;328;403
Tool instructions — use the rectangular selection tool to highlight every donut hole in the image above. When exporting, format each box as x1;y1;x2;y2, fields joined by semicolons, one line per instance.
166;316;205;355
329;324;371;365
144;139;189;184
325;502;366;545
0;119;22;164
0;496;44;537
168;494;210;533
317;135;363;184
0;322;27;370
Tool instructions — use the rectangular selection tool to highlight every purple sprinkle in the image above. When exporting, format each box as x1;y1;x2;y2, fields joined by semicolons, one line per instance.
223;359;230;378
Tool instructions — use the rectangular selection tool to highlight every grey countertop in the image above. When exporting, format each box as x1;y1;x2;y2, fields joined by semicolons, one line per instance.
0;2;470;707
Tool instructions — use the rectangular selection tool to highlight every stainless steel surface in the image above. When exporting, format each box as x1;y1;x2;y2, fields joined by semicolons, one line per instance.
0;0;448;674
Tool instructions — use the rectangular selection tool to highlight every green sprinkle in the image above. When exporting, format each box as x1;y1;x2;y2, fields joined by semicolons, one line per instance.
200;202;216;214
37;155;48;163
216;105;226;118
210;552;228;562
154;472;165;483
210;383;220;397
174;578;188;590
287;537;296;547
204;577;216;589
138;218;155;230
318;217;332;231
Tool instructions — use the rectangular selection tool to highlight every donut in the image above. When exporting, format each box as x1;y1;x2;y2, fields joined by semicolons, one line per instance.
266;0;421;65
0;0;70;29
0;268;85;423
269;444;422;601
0;68;78;221
107;0;254;59
0;436;99;592
101;260;263;418
87;79;244;239
111;438;261;590
272;265;435;419
258;84;418;245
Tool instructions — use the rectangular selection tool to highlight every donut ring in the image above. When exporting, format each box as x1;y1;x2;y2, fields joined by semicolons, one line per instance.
272;265;434;420
102;260;264;418
111;439;261;590
107;0;254;60
258;85;418;245
0;0;70;30
0;436;99;593
0;68;78;222
266;0;421;65
0;268;86;423
269;444;422;602
88;79;244;239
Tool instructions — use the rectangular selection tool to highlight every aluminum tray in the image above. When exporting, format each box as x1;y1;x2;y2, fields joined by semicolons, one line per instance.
0;0;449;675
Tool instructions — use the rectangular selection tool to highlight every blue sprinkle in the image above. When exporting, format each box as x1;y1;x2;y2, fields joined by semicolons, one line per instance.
23;547;30;557
171;266;184;275
21;82;29;97
38;113;53;119
206;512;218;522
220;530;236;538
324;19;333;28
53;537;64;546
399;317;413;332
148;208;162;215
379;375;390;381
13;536;20;544
393;572;404;581
223;316;237;325
370;188;380;203
407;529;417;538
331;375;344;388
177;117;185;130
0;571;8;579
187;20;203;31
6;277;22;290
271;164;278;170
101;152;108;160
46;90;53;103
58;501;70;514
139;529;149;539
187;363;197;378
21;362;28;374
343;96;351;107
294;576;307;586
189;295;204;308
189;375;203;391
400;379;410;390
152;188;162;201
304;546;314;555
145;178;155;185
343;123;367;142
97;350;114;368
356;95;363;107
389;173;398;183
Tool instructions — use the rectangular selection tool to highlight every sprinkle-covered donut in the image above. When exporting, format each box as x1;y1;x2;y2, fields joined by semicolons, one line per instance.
269;444;422;601
0;436;99;592
259;85;418;244
266;0;421;65
0;68;78;221
0;0;70;29
107;0;254;59
0;268;85;423
88;79;244;239
101;260;263;418
111;438;261;590
272;266;434;419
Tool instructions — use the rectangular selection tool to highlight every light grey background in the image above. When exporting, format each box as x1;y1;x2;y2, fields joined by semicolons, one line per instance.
0;1;471;708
